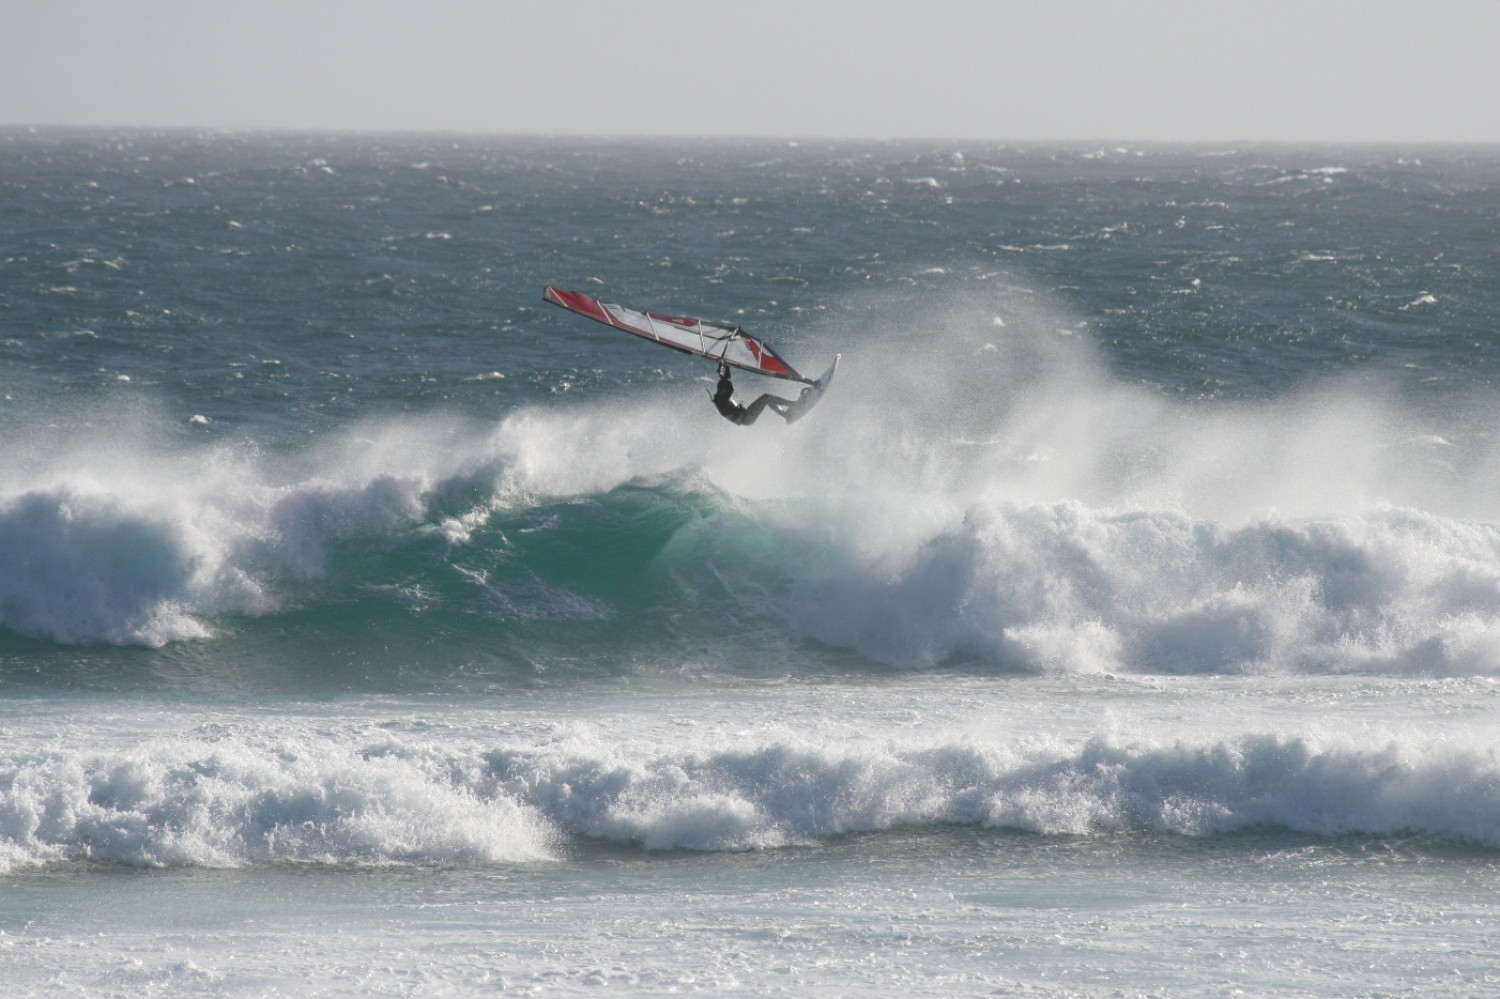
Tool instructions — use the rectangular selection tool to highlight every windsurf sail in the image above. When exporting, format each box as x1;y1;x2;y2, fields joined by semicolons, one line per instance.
543;286;810;383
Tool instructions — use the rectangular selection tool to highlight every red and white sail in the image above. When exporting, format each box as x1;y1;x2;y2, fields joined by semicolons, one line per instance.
543;286;809;383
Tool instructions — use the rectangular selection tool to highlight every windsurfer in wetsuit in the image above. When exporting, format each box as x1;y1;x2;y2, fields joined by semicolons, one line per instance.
711;362;802;426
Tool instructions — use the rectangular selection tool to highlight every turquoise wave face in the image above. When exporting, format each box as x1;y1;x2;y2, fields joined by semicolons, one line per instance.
11;438;1500;693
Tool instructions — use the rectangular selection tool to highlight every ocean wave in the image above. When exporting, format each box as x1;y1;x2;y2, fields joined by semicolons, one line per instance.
5;725;1497;871
0;404;696;648
0;726;555;873
773;499;1500;675
491;731;1500;852
10;302;1500;682
8;411;1500;679
0;463;432;647
0;487;228;645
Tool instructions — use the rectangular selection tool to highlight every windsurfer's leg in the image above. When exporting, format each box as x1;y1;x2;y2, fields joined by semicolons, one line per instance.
765;394;798;421
736;394;799;426
738;395;771;425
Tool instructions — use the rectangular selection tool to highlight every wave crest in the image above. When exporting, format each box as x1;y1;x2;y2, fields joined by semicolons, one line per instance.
0;728;555;872
494;730;1500;851
10;726;1493;871
776;500;1500;675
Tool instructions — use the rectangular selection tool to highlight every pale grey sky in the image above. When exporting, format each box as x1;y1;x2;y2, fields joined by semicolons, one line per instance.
4;0;1497;142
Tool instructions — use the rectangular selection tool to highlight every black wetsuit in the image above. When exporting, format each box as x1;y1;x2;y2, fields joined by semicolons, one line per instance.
712;373;745;423
711;369;795;426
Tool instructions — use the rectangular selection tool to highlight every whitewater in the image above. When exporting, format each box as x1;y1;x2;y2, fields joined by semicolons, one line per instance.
3;130;1500;996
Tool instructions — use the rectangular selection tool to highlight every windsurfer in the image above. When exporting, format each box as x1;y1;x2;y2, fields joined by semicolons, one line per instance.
711;362;803;426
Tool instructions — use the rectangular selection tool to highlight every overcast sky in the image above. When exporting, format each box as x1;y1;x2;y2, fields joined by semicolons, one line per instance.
4;0;1497;143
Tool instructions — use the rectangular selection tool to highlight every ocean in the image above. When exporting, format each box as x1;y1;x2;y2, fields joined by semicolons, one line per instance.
2;128;1499;996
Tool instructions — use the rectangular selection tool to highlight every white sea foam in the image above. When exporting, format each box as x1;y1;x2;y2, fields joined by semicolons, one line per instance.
0;725;555;872
770;500;1500;674
490;730;1500;851
0;419;459;645
6;719;1497;870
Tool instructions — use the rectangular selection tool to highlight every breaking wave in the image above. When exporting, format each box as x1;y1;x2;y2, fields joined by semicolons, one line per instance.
489;729;1500;852
0;724;555;872
5;720;1499;872
7;306;1500;680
